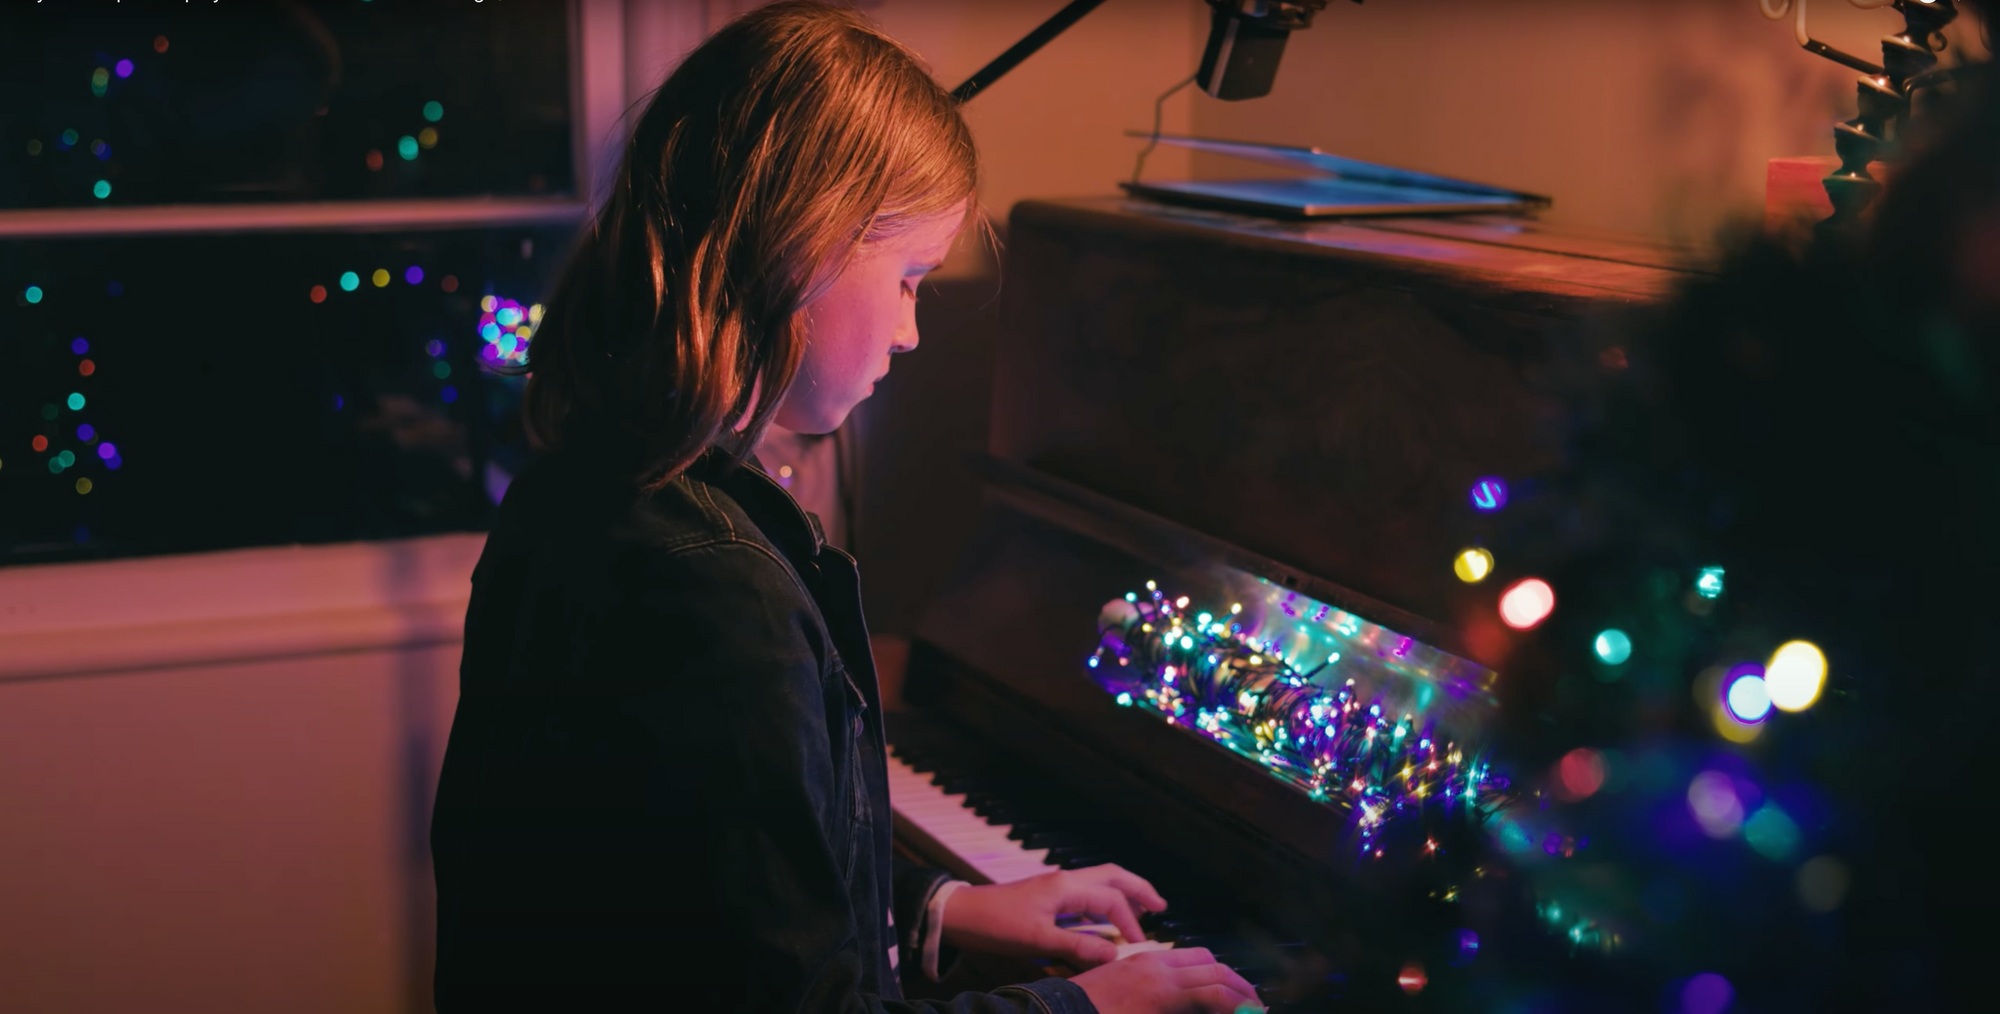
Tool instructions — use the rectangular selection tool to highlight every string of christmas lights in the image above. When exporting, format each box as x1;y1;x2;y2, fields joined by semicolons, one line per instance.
1087;581;1511;857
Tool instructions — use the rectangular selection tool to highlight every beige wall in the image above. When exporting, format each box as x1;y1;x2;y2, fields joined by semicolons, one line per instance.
1184;0;1987;244
613;1;1988;252
0;537;478;1014
869;0;1992;250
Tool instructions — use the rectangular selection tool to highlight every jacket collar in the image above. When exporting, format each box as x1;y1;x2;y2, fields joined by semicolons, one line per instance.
685;449;826;561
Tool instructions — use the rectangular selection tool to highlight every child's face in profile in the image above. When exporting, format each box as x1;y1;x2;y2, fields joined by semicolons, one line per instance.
778;202;967;434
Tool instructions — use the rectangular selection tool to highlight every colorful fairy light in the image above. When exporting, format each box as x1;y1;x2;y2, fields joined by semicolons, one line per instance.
1694;566;1725;600
1556;748;1605;800
1453;548;1493;583
1469;476;1509;512
1397;962;1427;994
1765;640;1826;711
1723;668;1772;723
1742;805;1798;860
340;271;360;292
1687;771;1745;839
1592;629;1632;665
1680;973;1734;1014
477;295;541;369
1796;856;1850;913
1087;581;1509;857
1499;578;1556;630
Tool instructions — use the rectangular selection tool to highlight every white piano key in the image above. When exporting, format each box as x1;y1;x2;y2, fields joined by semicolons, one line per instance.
885;750;1051;884
885;747;1177;959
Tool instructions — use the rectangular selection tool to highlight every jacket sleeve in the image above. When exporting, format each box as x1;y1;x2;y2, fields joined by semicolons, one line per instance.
629;540;1096;1014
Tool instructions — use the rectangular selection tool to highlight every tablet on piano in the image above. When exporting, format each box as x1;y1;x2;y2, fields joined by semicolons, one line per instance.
1121;133;1549;219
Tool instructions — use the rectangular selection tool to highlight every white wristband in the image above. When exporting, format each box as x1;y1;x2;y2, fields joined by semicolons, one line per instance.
922;879;968;982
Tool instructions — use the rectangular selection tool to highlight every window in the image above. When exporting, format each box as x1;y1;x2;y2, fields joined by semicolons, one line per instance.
1;2;601;564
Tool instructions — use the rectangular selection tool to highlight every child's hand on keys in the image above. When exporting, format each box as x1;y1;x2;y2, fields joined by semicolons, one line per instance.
1072;946;1264;1014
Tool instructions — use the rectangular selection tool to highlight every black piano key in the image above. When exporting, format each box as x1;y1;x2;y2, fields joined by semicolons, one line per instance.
1057;852;1117;870
1023;830;1090;850
1005;821;1061;842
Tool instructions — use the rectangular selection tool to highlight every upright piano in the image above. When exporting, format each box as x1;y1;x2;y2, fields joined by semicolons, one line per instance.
885;197;1702;1010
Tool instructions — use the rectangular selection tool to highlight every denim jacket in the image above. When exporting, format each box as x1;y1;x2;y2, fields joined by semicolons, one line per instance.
431;446;1094;1014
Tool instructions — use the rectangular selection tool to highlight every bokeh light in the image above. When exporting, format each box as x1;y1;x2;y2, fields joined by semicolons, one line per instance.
1687;771;1744;839
115;59;134;79
372;268;391;288
426;339;446;357
1766;640;1826;711
1469;476;1509;512
441;385;459;404
310;285;327;303
60;129;79;148
56;450;76;468
75;477;93;495
31;435;48;452
365;149;385;171
1593;628;1632;665
433;361;452;380
1680;973;1733;1014
1695;565;1725;599
79;359;94;376
418;127;439;149
1796;856;1850;912
1498;578;1555;630
25;285;44;303
1724;671;1772;724
1743;804;1799;861
93;180;111;199
1453;547;1493;583
340;271;360;292
66;392;85;411
154;35;169;53
70;337;88;354
76;424;94;441
1449;929;1479;968
1557;747;1606;800
1396;962;1427;995
91;67;109;97
1712;706;1762;743
423;100;444;122
441;275;459;293
405;265;424;285
477;295;538;369
97;442;117;460
398;135;419;161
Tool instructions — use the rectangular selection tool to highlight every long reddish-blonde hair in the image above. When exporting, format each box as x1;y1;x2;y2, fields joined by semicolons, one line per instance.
524;0;977;486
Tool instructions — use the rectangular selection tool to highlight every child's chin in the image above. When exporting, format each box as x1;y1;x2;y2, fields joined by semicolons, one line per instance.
783;404;852;436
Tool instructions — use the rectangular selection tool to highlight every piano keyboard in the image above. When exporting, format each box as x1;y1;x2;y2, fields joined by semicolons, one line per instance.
886;745;1178;961
884;715;1352;1008
886;749;1054;884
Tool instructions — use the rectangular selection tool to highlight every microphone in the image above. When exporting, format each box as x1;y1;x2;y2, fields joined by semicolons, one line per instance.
953;0;1349;106
1197;1;1339;102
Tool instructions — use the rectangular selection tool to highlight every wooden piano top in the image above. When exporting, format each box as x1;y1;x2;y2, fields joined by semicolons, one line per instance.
1012;197;1707;313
